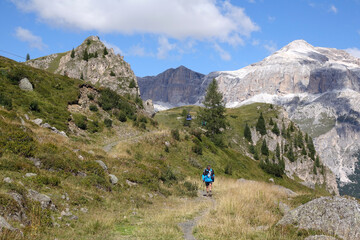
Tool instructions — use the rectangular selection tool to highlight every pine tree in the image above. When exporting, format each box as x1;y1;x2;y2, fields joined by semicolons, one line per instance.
103;47;108;56
26;53;30;61
198;79;227;138
71;48;75;58
281;122;286;138
287;143;295;162
254;150;259;160
305;133;309;143
279;157;285;172
80;72;84;80
272;122;280;136
249;144;256;154
301;147;307;156
244;123;252;143
256;112;266;135
297;131;304;148
307;136;316;160
261;139;269;156
313;164;317;174
269;118;274;126
315;155;321;168
276;143;281;159
83;49;89;61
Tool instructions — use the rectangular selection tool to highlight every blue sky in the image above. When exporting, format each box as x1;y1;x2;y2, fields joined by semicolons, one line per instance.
1;0;360;77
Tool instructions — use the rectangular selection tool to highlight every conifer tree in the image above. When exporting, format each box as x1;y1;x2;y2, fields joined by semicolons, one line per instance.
83;49;89;61
281;122;287;138
198;78;227;139
307;136;316;160
272;122;280;136
103;47;108;56
269;118;274;126
261;139;269;156
287;143;295;162
315;155;321;168
276;143;281;159
256;112;266;135
254;150;259;160
313;163;317;174
279;157;285;172
244;123;252;143
71;48;75;58
26;53;30;61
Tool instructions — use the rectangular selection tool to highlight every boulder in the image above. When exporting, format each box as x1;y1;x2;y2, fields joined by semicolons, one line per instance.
95;160;108;171
27;189;52;209
109;174;118;185
24;173;37;178
277;196;360;240
32;118;43;126
19;78;33;91
3;177;13;183
126;180;137;187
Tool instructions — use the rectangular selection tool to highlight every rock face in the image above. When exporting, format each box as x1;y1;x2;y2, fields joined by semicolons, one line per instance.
26;36;139;96
200;40;360;196
278;196;360;240
137;66;204;105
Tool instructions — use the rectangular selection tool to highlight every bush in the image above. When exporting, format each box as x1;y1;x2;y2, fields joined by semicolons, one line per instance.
73;114;87;130
89;104;98;112
171;129;180;141
164;145;169;153
88;120;100;133
244;123;252;142
104;118;112;128
98;89;136;117
0;93;12;110
129;79;136;88
140;122;146;129
36;175;61;186
191;129;202;141
224;163;232;175
110;71;116;76
192;144;203;155
211;134;224;147
7;67;26;84
1;126;36;157
259;160;284;177
139;115;148;123
261;139;269;156
118;111;127;122
29;100;40;112
87;94;94;100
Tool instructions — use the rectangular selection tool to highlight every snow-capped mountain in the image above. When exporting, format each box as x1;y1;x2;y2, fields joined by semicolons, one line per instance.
203;40;360;196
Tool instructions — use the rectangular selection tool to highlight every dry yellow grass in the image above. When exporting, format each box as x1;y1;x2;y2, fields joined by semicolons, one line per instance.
195;177;290;240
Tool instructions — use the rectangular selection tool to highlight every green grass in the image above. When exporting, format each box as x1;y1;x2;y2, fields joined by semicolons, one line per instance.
46;52;68;73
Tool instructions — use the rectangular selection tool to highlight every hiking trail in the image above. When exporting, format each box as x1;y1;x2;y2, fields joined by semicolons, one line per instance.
178;190;216;240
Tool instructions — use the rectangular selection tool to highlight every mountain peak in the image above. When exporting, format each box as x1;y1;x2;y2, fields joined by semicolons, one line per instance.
83;35;101;43
278;39;315;53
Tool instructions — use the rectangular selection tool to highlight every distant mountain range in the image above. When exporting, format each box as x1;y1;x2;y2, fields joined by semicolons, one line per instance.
138;40;360;197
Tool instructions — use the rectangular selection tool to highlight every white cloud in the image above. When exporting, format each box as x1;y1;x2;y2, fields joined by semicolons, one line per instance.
157;37;176;59
14;27;47;50
102;40;123;55
214;43;231;61
329;5;338;14
128;45;150;57
11;0;259;45
263;41;277;53
345;48;360;58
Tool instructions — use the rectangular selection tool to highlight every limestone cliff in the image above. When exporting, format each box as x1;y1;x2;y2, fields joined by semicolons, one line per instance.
26;36;139;96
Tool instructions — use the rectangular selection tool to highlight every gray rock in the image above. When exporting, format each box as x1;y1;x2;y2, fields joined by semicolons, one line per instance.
277;196;360;240
24;173;37;178
27;189;52;209
273;185;298;197
304;236;337;240
28;157;41;168
24;114;29;120
61;208;72;217
269;178;274;183
32;118;43;125
3;177;13;183
78;155;84;160
126;180;137;187
80;208;88;213
0;216;16;231
95;160;108;171
164;141;171;147
41;123;51;128
278;201;291;214
19;78;33;91
147;193;154;198
109;174;118;185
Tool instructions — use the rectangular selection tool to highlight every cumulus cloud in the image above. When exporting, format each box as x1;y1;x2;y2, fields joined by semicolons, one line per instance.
14;27;47;50
157;37;176;59
214;43;231;61
345;48;360;58
128;45;150;57
11;0;259;46
329;5;338;14
102;40;123;55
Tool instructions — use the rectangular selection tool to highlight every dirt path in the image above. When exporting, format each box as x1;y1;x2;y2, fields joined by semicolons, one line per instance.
178;190;216;240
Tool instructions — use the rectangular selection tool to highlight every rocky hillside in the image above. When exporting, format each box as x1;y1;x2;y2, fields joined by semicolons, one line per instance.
137;66;204;106
201;40;360;197
26;36;139;96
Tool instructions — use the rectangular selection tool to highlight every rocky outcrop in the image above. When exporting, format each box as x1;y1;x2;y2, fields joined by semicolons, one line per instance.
137;66;204;105
278;196;360;240
26;36;139;96
19;78;33;91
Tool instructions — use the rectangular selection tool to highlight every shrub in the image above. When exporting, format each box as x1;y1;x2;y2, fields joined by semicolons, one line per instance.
259;160;284;177
103;47;108;56
244;123;252;143
73;114;87;130
211;134;224;147
164;145;169;153
104;118;112;128
89;104;98;112
224;164;232;175
192;144;203;155
88;120;100;133
139;115;148;123
129;79;136;88
36;175;61;186
171;129;180;141
0;93;12;110
7;67;26;84
29;100;40;112
140;122;146;129
191;129;202;141
118;111;127;122
261;139;269;156
272;122;280;136
110;71;116;76
256;112;266;135
2;127;36;157
87;94;94;100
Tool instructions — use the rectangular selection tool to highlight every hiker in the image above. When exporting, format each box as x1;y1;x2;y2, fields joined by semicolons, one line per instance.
202;165;215;197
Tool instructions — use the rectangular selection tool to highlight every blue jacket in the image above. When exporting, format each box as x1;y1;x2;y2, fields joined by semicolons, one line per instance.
202;168;215;182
